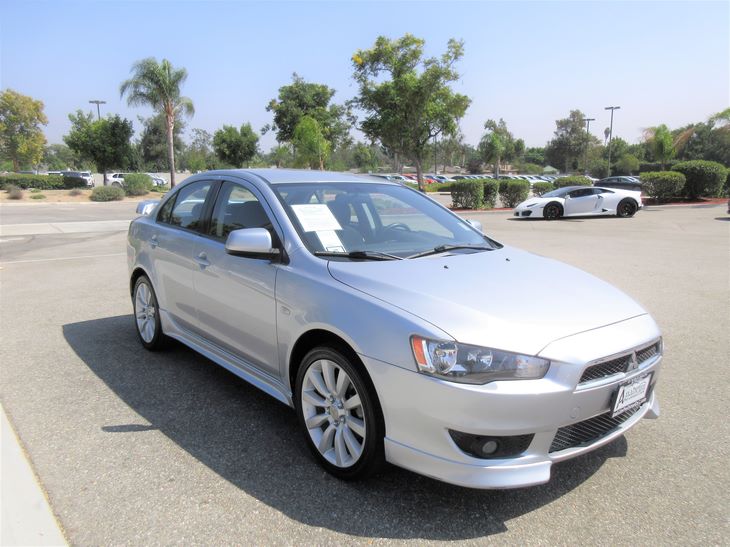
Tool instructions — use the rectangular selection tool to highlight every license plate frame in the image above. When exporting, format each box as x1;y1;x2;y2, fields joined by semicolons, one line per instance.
611;372;652;418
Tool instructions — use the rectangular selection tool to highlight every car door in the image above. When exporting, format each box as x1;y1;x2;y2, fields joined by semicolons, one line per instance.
564;188;599;215
151;180;215;333
191;180;281;377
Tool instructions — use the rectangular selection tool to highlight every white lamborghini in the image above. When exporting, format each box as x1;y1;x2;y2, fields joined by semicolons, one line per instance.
513;186;643;220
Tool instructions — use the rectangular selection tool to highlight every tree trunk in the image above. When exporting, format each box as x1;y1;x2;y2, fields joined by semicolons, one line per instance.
12;156;18;172
415;158;425;193
318;154;324;170
167;115;176;188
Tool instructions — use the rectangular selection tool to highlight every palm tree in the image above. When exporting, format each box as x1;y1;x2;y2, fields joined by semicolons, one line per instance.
120;58;194;187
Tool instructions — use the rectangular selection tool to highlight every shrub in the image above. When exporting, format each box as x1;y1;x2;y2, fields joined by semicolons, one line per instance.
640;171;685;201
62;175;88;189
553;176;592;188
481;179;499;208
30;193;46;199
123;173;153;196
90;186;125;202
150;185;171;193
30;187;41;193
639;161;679;173
0;174;63;190
532;181;554;196
68;188;84;196
423;182;453;192
451;180;484;209
499;179;530;208
672;160;727;198
7;185;23;199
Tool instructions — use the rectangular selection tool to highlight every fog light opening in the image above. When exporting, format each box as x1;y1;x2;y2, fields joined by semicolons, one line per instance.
448;430;534;460
481;440;499;455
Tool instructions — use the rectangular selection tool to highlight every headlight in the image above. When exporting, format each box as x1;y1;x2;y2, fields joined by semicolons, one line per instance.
410;336;550;385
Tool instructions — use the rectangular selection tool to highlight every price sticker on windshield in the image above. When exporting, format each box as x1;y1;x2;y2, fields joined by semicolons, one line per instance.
291;204;342;232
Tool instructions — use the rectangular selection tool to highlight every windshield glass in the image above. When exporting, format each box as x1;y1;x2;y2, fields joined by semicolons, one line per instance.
541;187;574;198
273;182;497;259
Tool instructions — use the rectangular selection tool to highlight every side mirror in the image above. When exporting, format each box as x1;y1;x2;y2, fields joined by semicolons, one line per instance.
225;228;280;261
467;219;483;232
136;200;160;216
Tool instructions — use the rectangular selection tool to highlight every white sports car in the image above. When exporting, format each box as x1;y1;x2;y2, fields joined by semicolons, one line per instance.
513;186;643;220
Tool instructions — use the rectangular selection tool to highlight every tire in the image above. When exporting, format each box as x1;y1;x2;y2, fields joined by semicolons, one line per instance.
132;275;167;350
112;182;122;188
295;346;385;480
617;199;638;218
543;202;563;220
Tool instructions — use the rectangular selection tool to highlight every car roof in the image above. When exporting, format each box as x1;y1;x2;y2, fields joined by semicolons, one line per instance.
199;168;394;186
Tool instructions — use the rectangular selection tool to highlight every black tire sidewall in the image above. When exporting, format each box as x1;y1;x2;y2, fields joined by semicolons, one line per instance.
618;199;637;218
133;276;164;351
544;202;561;220
295;346;384;480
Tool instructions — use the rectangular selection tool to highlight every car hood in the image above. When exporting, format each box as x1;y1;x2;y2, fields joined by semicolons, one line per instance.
327;246;647;356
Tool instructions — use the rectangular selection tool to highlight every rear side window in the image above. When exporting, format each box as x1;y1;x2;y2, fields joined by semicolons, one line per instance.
163;181;212;231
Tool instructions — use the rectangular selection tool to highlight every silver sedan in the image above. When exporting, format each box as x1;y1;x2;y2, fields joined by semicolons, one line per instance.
127;169;662;488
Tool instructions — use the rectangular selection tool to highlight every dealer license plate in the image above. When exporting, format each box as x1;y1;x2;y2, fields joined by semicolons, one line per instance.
611;373;652;418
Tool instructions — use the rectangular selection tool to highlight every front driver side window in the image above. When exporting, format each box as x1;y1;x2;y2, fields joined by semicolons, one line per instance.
209;182;273;240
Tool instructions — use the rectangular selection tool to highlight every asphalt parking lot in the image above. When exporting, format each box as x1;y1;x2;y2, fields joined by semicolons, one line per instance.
1;201;728;545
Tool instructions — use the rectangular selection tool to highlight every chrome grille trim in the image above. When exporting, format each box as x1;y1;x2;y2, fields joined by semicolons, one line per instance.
578;339;661;385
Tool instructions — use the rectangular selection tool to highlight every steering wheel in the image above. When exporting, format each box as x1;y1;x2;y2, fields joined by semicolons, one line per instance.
383;222;412;232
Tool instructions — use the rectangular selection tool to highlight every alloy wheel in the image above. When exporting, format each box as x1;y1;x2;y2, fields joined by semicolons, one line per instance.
301;359;366;468
135;282;157;343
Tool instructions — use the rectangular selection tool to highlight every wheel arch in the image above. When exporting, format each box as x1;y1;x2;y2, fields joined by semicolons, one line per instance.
288;328;386;432
130;266;149;297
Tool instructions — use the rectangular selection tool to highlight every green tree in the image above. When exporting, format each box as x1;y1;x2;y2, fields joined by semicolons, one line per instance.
524;147;545;166
545;110;598;173
292;116;330;169
479;119;520;176
43;143;82;170
266;144;294;168
183;128;218;172
120;58;194;187
644;124;675;169
213;123;259;167
352;142;380;172
265;73;352;150
0;89;48;170
64;111;134;183
137;112;186;172
351;34;471;191
614;154;640;175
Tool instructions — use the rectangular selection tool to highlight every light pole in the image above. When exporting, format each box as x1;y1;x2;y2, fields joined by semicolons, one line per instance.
583;117;595;174
89;100;107;185
89;99;106;120
605;106;620;176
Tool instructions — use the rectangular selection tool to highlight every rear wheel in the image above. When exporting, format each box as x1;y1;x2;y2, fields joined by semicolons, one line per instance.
617;199;638;218
543;202;562;220
295;346;384;480
133;276;166;350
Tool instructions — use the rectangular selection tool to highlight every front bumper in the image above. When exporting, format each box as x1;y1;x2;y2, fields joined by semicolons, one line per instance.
362;314;662;489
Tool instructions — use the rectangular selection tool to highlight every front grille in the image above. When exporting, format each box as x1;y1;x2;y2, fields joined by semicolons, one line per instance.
578;340;661;384
549;405;642;453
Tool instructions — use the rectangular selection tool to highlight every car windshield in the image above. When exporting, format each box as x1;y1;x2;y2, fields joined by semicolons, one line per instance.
273;182;498;259
541;187;574;198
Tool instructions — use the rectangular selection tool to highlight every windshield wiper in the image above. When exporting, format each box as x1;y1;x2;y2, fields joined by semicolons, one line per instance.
314;250;404;261
407;244;492;259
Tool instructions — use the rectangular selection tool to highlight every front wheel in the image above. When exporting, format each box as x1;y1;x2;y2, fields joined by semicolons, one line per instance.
295;347;384;480
543;202;562;220
617;199;638;218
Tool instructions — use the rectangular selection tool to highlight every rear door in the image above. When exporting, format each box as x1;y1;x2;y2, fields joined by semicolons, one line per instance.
151;180;215;333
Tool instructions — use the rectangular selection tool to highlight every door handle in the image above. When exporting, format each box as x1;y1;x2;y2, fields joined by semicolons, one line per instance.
195;252;210;269
150;235;159;248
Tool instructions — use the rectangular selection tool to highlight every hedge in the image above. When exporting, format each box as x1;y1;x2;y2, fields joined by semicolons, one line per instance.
553;176;592;188
532;181;553;196
482;179;499;208
62;175;88;189
672;160;727;198
0;174;64;190
499;179;530;207
90;186;125;202
640;171;685;200
123;173;153;196
451;180;483;209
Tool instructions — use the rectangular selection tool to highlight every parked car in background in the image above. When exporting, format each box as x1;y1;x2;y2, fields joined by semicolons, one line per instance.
60;170;94;186
147;174;166;187
109;173;127;186
596;176;642;192
514;186;643;219
128;169;661;489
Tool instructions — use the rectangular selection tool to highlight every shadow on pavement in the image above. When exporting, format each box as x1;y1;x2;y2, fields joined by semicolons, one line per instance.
63;315;627;541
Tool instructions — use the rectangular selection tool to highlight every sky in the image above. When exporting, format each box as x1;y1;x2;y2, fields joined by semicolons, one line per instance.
1;0;728;151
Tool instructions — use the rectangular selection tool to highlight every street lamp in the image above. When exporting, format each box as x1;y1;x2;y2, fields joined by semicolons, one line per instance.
605;106;621;176
89;99;106;120
584;117;595;174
